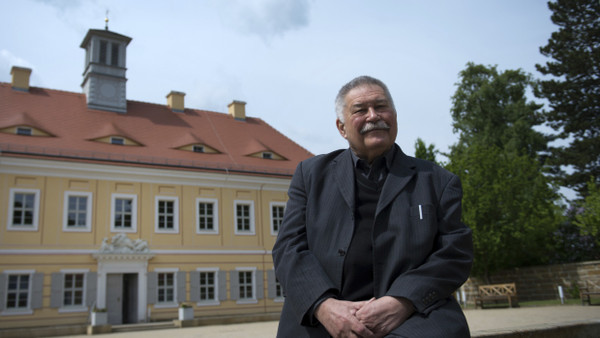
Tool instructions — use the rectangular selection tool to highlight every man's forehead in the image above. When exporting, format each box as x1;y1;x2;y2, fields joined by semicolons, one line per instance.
346;85;388;105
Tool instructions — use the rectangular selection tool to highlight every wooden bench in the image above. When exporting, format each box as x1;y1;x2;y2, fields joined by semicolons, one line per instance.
474;283;518;309
579;280;600;305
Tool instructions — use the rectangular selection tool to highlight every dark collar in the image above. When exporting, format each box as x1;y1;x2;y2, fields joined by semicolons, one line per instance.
350;145;396;171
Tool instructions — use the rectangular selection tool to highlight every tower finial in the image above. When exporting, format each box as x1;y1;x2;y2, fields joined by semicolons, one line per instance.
105;10;109;30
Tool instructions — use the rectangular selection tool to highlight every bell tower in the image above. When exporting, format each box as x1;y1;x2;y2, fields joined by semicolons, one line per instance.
80;21;132;113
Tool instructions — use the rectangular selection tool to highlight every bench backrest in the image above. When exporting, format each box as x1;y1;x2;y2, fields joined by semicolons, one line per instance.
478;283;517;296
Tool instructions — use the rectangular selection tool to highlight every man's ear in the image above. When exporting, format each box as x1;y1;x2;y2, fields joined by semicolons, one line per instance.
336;119;347;139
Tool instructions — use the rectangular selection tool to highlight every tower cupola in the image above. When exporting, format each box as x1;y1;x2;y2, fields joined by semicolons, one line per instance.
80;29;132;113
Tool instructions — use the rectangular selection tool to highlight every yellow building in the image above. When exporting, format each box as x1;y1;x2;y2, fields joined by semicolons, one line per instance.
0;28;312;331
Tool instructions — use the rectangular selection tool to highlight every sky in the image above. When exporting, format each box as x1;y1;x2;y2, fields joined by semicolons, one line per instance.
0;0;558;160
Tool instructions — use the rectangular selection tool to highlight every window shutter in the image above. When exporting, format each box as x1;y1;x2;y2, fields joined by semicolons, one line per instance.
86;272;97;307
177;271;186;303
229;271;239;301
50;273;64;308
267;270;276;299
31;273;44;309
189;271;199;302
147;272;157;304
0;274;6;311
218;271;227;301
256;270;264;300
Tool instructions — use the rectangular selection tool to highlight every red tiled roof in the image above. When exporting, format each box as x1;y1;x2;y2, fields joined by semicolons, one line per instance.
0;83;313;177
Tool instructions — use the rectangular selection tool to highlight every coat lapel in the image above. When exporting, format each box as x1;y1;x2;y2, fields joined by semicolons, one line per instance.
333;149;355;212
376;146;416;216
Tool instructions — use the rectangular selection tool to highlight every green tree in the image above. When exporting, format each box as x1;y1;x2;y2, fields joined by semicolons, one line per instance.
414;138;438;164
574;178;600;246
447;63;562;279
535;0;600;197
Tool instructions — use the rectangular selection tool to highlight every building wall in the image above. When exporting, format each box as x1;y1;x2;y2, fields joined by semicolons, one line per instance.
0;156;288;329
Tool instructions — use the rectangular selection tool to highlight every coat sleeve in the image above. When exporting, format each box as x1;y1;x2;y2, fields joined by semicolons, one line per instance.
385;174;473;314
272;161;338;326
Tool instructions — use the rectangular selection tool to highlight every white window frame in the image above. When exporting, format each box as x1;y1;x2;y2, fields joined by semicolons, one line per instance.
7;188;40;231
235;267;257;304
154;268;178;308
155;196;179;234
2;269;35;315
58;269;89;313
234;200;255;235
196;268;220;306
63;191;93;232
196;198;219;235
269;202;286;236
110;193;137;233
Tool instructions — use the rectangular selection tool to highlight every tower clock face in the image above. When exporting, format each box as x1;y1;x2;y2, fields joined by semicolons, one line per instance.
100;82;117;99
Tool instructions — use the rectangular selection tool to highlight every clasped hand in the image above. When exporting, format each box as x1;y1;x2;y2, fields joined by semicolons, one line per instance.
314;296;414;338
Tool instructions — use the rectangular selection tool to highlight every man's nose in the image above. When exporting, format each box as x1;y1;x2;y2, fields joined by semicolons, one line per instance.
366;107;380;120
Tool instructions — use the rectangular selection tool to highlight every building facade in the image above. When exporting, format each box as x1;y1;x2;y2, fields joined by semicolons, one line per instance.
0;27;312;329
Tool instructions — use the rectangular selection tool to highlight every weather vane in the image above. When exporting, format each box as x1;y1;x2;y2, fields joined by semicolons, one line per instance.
105;10;109;30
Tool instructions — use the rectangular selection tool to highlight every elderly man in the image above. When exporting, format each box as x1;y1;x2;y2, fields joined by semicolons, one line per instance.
273;76;473;337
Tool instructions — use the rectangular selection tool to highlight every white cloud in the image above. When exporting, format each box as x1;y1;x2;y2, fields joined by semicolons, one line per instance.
0;49;35;71
218;0;311;42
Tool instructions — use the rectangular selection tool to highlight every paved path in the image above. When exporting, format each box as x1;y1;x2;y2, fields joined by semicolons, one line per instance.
58;305;600;337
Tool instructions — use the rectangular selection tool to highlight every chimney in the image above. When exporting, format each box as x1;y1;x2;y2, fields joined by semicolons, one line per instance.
11;66;32;92
228;100;246;120
166;91;185;112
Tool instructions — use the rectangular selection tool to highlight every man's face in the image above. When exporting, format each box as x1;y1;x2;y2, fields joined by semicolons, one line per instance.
336;84;398;162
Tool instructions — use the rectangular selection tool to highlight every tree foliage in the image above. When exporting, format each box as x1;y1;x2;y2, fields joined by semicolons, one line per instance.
447;63;562;279
574;178;600;246
535;0;600;197
414;138;438;164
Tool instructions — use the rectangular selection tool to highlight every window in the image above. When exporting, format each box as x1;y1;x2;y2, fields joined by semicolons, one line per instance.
270;202;286;235
155;196;179;233
238;270;254;300
63;273;84;307
111;194;137;233
275;278;283;298
193;145;205;153
50;270;90;312
63;192;92;232
6;274;30;310
111;42;120;66
16;127;32;136
99;40;108;64
157;272;175;303
8;188;40;231
110;137;124;145
196;198;218;234
234;200;255;235
262;152;273;159
199;271;216;302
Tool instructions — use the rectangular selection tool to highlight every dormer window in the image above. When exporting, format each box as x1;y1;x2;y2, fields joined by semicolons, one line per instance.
16;127;32;136
110;137;124;145
193;145;205;153
262;152;273;159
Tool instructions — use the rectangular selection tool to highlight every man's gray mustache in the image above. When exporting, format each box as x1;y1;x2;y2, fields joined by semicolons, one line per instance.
360;121;390;134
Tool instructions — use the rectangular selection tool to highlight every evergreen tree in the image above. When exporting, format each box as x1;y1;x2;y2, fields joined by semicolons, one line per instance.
535;0;600;197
